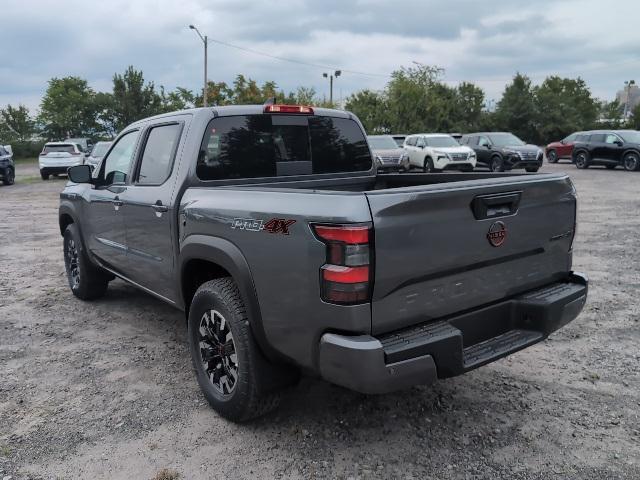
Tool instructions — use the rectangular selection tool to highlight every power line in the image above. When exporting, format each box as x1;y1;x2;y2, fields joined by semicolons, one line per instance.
205;37;388;78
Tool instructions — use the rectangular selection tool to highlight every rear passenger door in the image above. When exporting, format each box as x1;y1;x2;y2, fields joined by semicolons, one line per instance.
120;120;186;301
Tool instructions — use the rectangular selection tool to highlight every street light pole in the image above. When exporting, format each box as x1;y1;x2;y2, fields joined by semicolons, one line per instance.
189;24;208;107
322;70;341;105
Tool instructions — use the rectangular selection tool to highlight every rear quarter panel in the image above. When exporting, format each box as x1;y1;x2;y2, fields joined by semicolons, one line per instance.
179;187;373;371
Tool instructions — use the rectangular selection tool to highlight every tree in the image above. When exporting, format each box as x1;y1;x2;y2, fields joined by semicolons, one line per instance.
534;76;598;142
160;87;196;112
106;66;164;133
494;73;537;143
454;82;485;132
0;104;36;142
598;100;624;129
345;90;389;133
629;102;640;130
38;76;103;139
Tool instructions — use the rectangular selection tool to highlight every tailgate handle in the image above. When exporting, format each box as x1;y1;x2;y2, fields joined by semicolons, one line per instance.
472;192;521;220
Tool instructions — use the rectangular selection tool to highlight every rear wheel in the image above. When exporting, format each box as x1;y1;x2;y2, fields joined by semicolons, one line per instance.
63;224;110;300
623;152;640;171
2;167;14;185
547;149;558;163
188;278;289;422
490;156;504;172
575;151;589;169
40;170;50;180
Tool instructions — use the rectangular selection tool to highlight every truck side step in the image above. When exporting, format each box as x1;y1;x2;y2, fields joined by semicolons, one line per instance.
462;329;542;370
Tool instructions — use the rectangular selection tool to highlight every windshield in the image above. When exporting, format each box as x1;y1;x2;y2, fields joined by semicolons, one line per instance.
368;136;398;150
619;131;640;143
426;136;459;148
488;133;525;147
91;143;111;157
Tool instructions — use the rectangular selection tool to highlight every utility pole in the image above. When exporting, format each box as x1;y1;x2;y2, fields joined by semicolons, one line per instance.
323;70;341;105
189;24;208;107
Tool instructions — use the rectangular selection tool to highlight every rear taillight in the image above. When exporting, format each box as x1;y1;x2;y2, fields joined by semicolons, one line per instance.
313;224;372;304
264;104;314;114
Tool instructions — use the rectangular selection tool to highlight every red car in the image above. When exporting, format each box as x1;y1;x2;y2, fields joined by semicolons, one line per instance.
545;132;583;163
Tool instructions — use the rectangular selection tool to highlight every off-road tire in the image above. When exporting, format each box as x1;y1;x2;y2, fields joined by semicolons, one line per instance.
188;278;285;422
63;224;110;300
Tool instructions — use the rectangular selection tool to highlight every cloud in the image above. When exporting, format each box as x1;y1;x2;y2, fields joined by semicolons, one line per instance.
0;0;637;113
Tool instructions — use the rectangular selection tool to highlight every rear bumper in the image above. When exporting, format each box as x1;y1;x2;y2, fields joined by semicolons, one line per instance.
319;272;587;394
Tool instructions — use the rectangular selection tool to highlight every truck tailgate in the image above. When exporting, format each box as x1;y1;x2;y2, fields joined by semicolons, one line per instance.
366;174;576;335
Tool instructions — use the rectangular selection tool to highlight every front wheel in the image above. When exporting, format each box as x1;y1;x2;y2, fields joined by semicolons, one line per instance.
422;157;436;173
188;278;287;422
623;152;640;171
490;156;504;172
2;167;14;185
40;170;50;180
575;151;590;169
63;224;110;300
547;149;558;163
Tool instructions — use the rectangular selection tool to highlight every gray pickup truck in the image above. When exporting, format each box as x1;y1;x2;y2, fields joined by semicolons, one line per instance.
59;104;588;422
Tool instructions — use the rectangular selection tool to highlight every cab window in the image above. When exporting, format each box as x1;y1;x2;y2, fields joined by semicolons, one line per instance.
101;131;139;185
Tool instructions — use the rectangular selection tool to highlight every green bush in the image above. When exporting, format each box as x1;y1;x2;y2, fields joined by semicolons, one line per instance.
7;140;46;159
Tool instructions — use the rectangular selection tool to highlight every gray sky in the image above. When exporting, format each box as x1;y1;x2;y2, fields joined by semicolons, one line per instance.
1;0;638;112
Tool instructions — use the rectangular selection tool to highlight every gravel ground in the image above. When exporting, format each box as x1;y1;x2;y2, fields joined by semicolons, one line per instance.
1;161;639;480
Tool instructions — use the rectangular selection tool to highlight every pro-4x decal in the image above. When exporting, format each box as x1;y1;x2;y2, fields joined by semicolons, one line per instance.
231;217;296;235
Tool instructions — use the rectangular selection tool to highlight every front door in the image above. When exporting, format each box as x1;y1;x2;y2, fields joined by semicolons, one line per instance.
120;121;184;301
85;130;140;274
603;133;624;163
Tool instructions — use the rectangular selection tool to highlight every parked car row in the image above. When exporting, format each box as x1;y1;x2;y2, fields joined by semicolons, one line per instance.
545;130;640;171
369;131;543;173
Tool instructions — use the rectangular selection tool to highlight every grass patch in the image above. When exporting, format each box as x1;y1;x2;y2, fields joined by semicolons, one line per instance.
0;444;11;457
14;157;38;164
151;469;180;480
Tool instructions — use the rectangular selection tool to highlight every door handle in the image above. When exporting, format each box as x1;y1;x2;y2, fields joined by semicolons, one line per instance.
152;201;168;213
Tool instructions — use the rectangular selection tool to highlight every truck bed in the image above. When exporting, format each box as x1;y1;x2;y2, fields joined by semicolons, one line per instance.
182;170;576;367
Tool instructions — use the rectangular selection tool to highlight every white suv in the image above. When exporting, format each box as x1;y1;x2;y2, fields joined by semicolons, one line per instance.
39;142;85;180
404;134;476;172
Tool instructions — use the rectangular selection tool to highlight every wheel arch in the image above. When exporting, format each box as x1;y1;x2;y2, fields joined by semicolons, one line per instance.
179;235;277;361
621;148;640;159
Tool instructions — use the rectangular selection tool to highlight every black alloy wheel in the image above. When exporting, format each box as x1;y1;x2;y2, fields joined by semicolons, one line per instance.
197;309;239;396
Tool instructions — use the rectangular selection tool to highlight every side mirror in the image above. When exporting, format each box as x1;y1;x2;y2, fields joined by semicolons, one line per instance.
615;140;623;146
68;164;92;184
484;143;492;149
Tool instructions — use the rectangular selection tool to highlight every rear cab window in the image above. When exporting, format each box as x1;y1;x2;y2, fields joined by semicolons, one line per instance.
196;114;372;180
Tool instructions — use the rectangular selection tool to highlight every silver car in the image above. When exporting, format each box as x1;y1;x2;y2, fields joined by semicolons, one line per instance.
86;141;112;170
368;135;410;172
